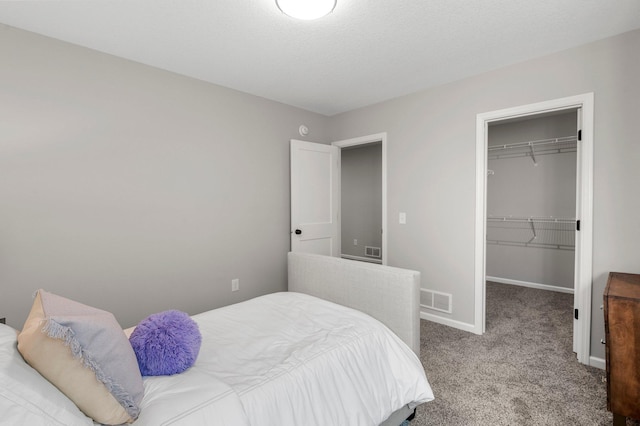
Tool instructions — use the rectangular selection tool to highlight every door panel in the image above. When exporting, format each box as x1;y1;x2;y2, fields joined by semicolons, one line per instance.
290;140;340;256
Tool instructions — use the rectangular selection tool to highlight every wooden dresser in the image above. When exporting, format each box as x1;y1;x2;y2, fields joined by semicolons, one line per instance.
604;272;640;425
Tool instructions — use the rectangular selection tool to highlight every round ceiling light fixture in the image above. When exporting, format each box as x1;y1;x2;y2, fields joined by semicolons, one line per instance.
276;0;336;20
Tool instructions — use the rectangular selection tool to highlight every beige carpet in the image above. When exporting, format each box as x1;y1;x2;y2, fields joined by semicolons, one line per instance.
410;281;633;426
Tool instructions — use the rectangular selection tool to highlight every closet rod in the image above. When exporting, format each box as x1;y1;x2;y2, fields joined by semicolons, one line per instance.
487;216;576;224
487;135;577;152
486;240;575;251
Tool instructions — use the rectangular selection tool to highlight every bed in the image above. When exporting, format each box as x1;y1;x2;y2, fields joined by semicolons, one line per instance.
0;252;434;425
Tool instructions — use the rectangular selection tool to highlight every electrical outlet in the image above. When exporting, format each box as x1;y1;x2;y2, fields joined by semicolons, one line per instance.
231;279;239;292
353;239;358;246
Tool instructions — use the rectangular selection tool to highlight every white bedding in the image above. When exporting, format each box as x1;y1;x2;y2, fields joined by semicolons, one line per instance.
134;367;249;426
136;292;434;426
1;291;432;426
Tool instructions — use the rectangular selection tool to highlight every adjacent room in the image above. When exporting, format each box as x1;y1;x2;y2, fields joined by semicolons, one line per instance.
1;1;640;425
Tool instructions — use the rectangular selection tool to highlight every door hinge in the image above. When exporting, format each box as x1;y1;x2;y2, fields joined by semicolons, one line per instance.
578;130;582;141
576;220;580;231
574;308;579;320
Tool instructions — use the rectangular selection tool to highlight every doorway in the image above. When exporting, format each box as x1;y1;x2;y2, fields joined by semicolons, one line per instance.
475;94;594;365
486;110;578;357
339;142;383;264
333;133;387;265
290;133;387;265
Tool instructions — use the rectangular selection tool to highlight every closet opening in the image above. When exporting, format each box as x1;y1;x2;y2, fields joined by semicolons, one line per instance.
475;93;594;366
486;110;578;354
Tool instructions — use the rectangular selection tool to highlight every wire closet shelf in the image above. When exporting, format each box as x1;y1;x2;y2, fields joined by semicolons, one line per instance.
487;135;577;164
486;216;577;250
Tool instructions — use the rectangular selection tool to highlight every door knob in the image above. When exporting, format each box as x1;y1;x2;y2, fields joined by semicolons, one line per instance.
295;229;302;235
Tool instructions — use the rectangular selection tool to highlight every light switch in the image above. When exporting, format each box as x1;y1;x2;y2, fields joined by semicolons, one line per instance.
399;212;406;224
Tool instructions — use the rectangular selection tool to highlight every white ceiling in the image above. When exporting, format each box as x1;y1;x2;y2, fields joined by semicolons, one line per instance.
1;0;639;116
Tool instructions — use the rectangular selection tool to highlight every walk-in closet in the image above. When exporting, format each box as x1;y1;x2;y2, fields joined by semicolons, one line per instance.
486;110;578;293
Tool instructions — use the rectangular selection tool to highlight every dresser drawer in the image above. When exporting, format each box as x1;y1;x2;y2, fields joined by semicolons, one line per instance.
604;272;640;420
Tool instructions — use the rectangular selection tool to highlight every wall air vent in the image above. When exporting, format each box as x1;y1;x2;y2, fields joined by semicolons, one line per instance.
420;289;452;314
364;246;381;258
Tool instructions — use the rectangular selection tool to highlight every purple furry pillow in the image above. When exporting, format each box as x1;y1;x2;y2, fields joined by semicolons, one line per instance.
129;310;202;376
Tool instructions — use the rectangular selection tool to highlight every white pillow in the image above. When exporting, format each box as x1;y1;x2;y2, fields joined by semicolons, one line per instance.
0;323;93;426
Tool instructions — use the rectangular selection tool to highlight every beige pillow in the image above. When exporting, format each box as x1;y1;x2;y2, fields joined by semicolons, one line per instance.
18;290;144;425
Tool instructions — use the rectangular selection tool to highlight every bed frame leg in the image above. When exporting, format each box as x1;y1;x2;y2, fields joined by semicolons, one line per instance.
407;408;416;421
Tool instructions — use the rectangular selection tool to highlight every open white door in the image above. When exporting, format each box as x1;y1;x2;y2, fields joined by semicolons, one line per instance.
290;140;340;256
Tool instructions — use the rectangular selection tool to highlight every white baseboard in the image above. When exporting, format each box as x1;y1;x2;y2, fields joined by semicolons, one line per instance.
487;276;574;294
420;311;480;335
589;356;605;370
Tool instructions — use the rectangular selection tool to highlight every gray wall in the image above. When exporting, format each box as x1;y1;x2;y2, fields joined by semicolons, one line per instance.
341;143;382;258
2;23;639;362
328;29;640;361
486;112;576;288
0;25;327;328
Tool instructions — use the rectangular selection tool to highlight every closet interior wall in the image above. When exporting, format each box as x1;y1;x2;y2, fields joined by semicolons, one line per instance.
486;110;577;290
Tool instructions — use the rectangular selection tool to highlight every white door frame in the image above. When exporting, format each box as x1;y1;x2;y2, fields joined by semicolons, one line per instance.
332;133;388;265
474;94;594;365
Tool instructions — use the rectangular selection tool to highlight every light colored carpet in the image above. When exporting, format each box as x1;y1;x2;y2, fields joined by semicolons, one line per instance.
410;281;633;426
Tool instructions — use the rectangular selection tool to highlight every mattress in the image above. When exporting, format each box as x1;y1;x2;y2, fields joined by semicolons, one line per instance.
135;292;434;425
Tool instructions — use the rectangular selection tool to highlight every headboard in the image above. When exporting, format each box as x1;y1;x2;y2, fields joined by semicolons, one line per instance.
287;252;421;356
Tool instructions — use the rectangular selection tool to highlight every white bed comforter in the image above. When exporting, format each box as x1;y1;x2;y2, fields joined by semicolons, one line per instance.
136;292;434;426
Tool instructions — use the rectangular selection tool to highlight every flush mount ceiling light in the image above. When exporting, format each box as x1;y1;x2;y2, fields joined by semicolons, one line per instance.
276;0;336;20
